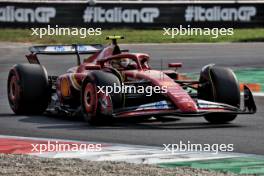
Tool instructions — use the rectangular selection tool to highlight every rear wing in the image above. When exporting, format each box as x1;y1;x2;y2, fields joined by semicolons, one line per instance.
29;44;103;55
27;44;104;65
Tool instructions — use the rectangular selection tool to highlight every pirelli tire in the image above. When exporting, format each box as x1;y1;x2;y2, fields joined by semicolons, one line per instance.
81;70;124;125
7;64;50;115
198;65;240;124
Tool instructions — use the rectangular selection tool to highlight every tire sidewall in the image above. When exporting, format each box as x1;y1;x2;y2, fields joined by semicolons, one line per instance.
198;65;240;123
7;64;50;114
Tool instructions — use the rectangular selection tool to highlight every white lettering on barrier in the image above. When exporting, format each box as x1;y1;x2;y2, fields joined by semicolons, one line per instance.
0;6;56;23
83;7;159;23
185;6;256;22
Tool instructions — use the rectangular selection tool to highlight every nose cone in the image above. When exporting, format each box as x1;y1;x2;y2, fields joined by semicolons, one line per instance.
165;82;198;112
178;101;198;112
125;70;198;112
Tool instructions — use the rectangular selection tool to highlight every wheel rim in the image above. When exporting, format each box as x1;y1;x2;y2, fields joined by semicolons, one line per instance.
8;75;19;107
83;83;97;113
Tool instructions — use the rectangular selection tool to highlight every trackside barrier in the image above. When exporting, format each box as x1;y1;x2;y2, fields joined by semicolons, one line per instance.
0;1;263;28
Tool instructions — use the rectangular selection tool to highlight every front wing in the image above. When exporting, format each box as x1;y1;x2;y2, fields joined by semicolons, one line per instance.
113;85;257;118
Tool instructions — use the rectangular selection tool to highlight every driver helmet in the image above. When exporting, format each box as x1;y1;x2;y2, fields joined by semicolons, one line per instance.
119;58;130;68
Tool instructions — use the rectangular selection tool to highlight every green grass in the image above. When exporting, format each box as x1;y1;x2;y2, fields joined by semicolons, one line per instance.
235;68;264;91
159;157;264;175
0;28;264;44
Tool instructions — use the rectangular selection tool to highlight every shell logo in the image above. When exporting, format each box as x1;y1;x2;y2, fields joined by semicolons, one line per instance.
61;78;70;97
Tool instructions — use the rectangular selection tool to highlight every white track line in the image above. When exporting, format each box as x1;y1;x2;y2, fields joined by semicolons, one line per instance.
253;92;264;97
241;92;264;97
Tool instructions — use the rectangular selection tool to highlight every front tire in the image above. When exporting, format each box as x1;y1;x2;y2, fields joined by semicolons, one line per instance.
198;65;240;124
81;70;123;125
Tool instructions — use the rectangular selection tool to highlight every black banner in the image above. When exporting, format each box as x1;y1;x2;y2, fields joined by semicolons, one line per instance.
0;2;263;28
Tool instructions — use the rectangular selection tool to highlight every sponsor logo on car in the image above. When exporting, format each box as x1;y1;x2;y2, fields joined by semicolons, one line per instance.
44;45;98;52
135;101;171;111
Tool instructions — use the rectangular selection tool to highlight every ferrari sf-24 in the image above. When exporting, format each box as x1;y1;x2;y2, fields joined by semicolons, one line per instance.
7;36;256;124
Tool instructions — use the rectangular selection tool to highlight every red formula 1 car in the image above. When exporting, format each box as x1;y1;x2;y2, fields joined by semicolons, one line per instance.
7;36;257;125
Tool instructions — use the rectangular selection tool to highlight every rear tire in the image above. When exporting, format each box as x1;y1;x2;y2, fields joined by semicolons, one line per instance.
7;64;50;115
198;65;240;124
